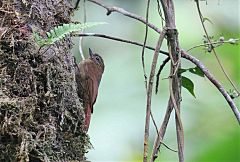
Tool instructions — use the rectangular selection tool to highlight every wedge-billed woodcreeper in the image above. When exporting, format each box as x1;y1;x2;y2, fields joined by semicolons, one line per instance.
76;48;104;131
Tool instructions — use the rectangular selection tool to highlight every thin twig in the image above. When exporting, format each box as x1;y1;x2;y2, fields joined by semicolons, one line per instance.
150;98;174;161
72;33;169;55
167;41;184;162
143;28;167;162
74;0;81;9
156;0;165;27
169;75;184;161
87;0;161;33
73;33;240;123
78;0;86;60
150;111;159;133
186;38;240;52
155;57;170;94
141;0;161;148
150;111;177;153
141;0;151;90
195;0;240;95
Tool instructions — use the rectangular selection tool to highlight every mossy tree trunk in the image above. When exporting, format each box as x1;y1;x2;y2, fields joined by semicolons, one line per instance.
0;0;89;161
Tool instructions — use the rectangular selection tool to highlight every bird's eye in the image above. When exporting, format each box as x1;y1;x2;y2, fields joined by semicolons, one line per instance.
96;57;100;61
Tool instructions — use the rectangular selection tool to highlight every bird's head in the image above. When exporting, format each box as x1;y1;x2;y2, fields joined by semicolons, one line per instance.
89;48;105;71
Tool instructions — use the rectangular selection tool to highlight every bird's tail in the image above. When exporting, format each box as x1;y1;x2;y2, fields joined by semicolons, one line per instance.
84;105;92;131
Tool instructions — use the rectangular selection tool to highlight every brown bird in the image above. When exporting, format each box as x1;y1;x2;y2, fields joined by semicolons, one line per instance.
76;48;105;131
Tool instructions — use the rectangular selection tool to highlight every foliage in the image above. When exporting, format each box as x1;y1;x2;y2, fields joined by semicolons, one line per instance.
180;66;205;98
182;76;196;98
34;22;106;47
180;66;205;77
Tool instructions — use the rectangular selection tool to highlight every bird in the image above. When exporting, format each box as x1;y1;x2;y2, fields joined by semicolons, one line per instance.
76;48;105;131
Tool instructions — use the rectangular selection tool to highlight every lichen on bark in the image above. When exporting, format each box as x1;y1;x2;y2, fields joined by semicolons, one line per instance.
0;0;90;161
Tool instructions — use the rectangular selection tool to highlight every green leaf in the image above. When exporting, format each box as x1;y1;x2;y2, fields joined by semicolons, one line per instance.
178;68;188;74
189;66;205;77
34;22;107;47
182;76;196;98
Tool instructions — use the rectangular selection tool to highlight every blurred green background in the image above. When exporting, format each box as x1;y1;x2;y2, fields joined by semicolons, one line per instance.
72;0;240;161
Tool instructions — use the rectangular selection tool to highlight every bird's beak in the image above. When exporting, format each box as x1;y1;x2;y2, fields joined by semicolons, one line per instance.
89;48;93;58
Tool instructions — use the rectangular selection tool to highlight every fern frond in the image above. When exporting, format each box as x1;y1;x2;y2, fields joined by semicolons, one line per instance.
34;22;106;47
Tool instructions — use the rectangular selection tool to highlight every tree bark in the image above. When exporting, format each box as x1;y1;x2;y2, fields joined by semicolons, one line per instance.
0;0;89;161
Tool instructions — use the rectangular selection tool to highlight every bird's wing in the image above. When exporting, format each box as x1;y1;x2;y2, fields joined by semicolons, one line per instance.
84;62;100;113
85;76;99;113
